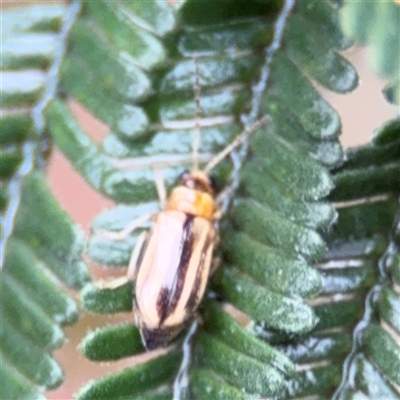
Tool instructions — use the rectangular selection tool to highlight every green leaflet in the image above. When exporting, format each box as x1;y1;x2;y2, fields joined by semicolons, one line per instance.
14;174;90;288
1;70;45;107
194;332;286;397
284;13;357;93
67;19;152;101
214;266;318;334
80;281;132;314
3;239;78;326
283;365;342;398
201;302;294;378
0;359;47;400
230;198;327;262
1;33;57;70
351;355;400;399
341;0;400;104
79;323;144;361
384;79;400;105
0;3;89;398
0;318;64;389
84;1;167;70
190;369;259;400
87;202;158;267
378;287;400;333
0;113;31;146
2;5;64;33
221;230;322;298
364;324;400;388
0;148;22;179
75;351;181;400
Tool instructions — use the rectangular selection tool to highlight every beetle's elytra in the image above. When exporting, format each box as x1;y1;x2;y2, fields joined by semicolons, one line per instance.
134;170;219;349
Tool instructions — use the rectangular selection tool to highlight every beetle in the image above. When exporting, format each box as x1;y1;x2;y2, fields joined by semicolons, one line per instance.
133;168;219;349
99;59;268;349
130;115;268;350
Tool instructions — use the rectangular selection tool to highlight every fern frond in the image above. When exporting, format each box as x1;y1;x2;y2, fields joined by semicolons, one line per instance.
44;0;359;397
274;118;399;399
0;4;89;399
340;0;400;104
328;118;400;399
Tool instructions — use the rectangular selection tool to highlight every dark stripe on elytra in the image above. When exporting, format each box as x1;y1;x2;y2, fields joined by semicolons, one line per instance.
156;287;171;324
185;234;214;312
157;214;195;324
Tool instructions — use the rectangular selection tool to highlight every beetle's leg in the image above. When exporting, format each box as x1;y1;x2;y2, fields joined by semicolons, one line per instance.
153;167;167;208
203;115;269;173
210;117;269;212
97;212;155;241
97;167;166;241
94;232;148;289
95;276;131;289
214;185;235;211
212;208;223;220
127;231;148;280
208;231;221;276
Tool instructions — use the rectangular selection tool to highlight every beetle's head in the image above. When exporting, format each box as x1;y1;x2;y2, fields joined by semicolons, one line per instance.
178;170;216;194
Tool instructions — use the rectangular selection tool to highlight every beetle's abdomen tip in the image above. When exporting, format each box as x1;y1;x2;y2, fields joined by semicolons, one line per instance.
141;327;171;350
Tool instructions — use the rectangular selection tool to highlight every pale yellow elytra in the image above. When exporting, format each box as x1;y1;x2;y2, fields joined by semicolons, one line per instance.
134;170;219;349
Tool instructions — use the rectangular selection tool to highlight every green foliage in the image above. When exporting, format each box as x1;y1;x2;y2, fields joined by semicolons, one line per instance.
0;175;90;399
341;0;400;104
2;0;399;399
0;4;89;399
272;117;400;399
43;0;362;398
75;351;181;400
324;118;400;399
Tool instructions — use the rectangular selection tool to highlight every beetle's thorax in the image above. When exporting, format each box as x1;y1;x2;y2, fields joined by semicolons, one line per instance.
165;187;216;220
165;170;216;220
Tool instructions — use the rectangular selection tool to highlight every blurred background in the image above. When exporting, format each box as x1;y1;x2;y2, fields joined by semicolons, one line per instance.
2;2;399;399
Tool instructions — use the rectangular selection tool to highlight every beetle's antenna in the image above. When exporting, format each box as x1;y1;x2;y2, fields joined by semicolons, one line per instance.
203;116;269;173
192;55;201;171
